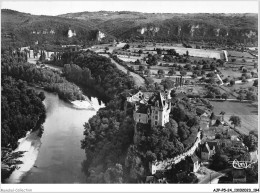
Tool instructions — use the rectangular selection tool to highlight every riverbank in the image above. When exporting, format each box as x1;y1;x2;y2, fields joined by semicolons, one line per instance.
4;129;42;183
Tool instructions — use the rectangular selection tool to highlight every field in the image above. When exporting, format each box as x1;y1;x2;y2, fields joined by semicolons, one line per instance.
210;101;258;135
219;68;242;79
227;51;256;59
146;46;223;59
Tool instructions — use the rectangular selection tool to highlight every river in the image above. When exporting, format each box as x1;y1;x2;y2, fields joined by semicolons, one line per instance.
5;89;105;183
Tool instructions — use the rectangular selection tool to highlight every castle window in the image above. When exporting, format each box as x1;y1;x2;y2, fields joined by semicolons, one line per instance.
155;115;158;120
155;111;158;115
155;121;158;126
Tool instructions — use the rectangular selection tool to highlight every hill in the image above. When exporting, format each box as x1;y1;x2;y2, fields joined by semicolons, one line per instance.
1;9;258;47
1;9;113;47
59;11;258;45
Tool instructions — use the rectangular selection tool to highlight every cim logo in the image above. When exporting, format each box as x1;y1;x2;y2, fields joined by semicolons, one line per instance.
229;159;255;169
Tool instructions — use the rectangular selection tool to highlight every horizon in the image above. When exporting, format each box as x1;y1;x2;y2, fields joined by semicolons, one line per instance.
1;8;259;16
1;1;258;16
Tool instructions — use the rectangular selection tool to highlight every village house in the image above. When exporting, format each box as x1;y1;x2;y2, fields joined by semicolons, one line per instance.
210;114;224;126
200;142;216;161
187;153;200;172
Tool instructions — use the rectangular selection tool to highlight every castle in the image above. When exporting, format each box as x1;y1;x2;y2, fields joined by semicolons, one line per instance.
127;90;171;127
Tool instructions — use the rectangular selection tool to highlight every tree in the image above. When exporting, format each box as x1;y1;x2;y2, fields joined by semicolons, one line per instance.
208;77;216;84
207;92;216;98
230;79;235;86
104;164;123;183
237;94;244;101
211;153;229;171
185;64;192;71
38;92;45;101
191;74;197;79
180;70;187;77
246;92;257;101
229;115;241;129
221;93;229;100
168;68;176;76
156;48;162;55
138;50;143;55
145;77;154;86
241;76;247;83
158;69;165;76
253;79;258;87
139;65;145;71
161;78;175;90
223;77;230;83
243;134;258;152
254;63;257;69
123;44;130;50
167;49;176;56
242;68;248;73
135;59;141;65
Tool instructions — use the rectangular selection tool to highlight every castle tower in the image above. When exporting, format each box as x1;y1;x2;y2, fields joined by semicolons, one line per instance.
150;92;171;127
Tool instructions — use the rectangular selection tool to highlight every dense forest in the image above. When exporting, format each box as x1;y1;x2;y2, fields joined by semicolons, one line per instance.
1;76;46;149
1;49;84;101
55;50;136;100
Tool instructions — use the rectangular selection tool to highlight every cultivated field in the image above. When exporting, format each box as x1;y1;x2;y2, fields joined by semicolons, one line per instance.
146;46;223;59
227;51;256;59
210;101;258;135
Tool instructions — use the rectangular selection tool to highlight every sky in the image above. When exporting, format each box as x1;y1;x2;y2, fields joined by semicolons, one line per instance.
1;0;258;16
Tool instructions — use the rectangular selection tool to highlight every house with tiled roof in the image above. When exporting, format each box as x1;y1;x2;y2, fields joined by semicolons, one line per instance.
201;142;216;161
187;153;200;172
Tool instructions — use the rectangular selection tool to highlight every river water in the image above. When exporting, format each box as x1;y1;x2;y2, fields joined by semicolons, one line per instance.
5;89;104;183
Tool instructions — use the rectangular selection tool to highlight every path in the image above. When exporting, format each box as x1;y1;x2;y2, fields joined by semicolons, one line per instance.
216;73;224;85
99;54;145;87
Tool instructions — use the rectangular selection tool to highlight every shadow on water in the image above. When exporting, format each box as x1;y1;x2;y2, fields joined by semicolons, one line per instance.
80;85;109;105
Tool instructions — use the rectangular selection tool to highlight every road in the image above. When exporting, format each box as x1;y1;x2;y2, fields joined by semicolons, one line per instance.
99;54;145;87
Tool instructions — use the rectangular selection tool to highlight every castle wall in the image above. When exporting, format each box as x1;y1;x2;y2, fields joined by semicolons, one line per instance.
134;112;149;124
150;131;201;174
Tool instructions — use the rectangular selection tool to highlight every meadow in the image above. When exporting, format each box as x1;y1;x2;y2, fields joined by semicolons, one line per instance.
210;100;258;135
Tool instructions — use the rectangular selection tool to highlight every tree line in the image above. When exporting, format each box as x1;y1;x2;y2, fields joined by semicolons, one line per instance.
1;49;84;101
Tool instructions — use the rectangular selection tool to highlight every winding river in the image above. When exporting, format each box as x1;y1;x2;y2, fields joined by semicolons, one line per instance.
5;89;105;183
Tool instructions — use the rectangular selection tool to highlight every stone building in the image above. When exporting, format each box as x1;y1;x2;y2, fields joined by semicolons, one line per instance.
127;90;171;127
68;29;76;38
